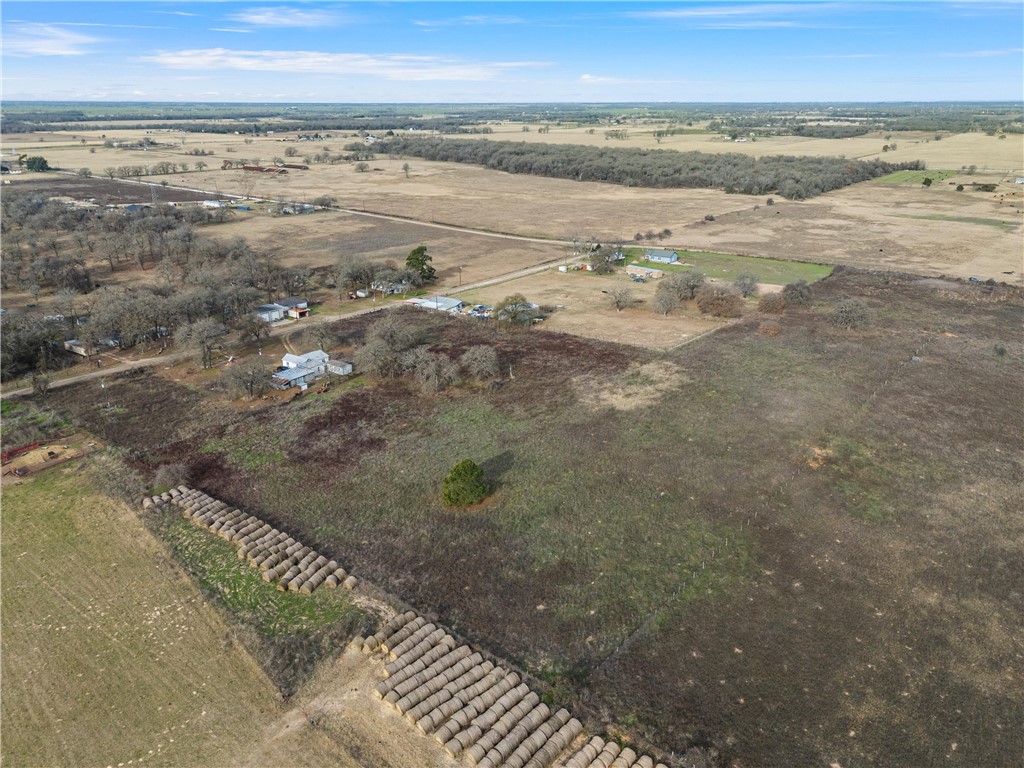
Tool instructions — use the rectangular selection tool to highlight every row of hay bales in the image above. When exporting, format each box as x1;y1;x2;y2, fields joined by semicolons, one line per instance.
563;736;669;768
351;612;667;768
143;486;358;594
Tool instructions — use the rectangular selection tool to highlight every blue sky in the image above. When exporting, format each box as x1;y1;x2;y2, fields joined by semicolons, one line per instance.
2;1;1022;102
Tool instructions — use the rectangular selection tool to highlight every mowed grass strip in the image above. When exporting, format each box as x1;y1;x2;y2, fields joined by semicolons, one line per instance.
0;469;280;768
870;168;958;184
624;247;833;284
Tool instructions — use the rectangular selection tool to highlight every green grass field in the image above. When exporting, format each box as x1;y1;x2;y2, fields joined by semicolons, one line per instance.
624;247;833;285
870;169;958;185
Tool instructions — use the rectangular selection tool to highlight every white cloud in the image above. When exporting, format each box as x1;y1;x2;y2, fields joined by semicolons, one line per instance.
2;23;99;56
940;47;1024;57
414;15;525;28
142;48;545;81
154;11;200;17
210;28;254;34
227;6;344;28
58;22;169;29
631;3;841;19
580;74;689;85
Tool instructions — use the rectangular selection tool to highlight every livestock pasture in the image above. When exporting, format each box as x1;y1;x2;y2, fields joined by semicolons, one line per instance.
39;270;1024;766
0;469;282;767
4;125;1021;287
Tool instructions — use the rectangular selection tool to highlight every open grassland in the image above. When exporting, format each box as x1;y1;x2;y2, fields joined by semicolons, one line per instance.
624;249;833;285
0;466;462;768
42;271;1024;766
871;169;959;185
458;269;734;349
4;126;1021;290
0;468;283;768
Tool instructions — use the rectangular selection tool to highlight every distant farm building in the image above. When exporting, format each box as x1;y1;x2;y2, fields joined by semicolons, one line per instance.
626;265;665;279
644;249;679;264
405;296;464;313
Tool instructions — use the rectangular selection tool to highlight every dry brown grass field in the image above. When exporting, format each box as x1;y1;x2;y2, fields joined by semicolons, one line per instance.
5;126;1021;285
0;465;461;768
460;269;734;349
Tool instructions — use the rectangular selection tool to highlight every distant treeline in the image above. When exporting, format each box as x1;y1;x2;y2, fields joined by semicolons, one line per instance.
376;137;923;199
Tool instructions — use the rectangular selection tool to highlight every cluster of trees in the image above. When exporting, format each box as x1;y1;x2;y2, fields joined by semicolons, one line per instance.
330;245;436;297
649;270;760;318
377;137;921;199
353;315;499;392
0;187;329;380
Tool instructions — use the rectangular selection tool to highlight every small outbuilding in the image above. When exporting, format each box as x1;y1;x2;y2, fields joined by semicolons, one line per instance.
626;264;665;279
255;304;286;323
405;296;464;313
276;297;310;318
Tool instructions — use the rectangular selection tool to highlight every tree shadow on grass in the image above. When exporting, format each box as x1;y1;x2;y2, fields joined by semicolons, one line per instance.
479;450;514;490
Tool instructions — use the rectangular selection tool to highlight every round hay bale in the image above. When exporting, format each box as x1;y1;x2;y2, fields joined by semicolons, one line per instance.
287;575;305;592
390;622;437;660
349;635;365;651
610;746;637;767
333;566;348;580
635;756;654;768
324;574;339;589
564;736;604;768
524;718;583;768
342;575;358;590
445;724;483;757
143;498;154;510
406;688;452;723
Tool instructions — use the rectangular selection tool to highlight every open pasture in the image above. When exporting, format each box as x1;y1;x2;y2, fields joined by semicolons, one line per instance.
5;125;1021;287
458;269;734;350
42;271;1024;766
201;210;565;289
0;468;283;767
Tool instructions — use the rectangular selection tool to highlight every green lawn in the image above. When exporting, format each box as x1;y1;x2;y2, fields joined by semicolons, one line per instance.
870;169;958;185
624;247;832;285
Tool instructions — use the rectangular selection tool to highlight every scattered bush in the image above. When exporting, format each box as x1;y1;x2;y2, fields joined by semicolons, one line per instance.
994;344;1007;357
757;320;781;337
696;285;744;317
704;214;716;222
354;315;423;377
404;346;459;392
154;463;190;492
495;293;537;325
651;285;682;315
758;292;786;314
733;272;760;298
459;345;499;381
664;269;706;300
830;299;870;329
782;279;813;306
442;459;490;507
609;287;637;312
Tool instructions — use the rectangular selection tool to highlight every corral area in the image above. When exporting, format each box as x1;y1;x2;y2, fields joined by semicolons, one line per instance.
35;269;1024;766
